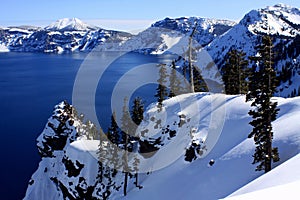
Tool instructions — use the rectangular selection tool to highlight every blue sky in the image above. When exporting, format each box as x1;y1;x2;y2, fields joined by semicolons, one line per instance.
0;0;299;31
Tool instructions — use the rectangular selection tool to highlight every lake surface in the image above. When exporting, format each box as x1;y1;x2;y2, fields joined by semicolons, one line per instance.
0;51;175;200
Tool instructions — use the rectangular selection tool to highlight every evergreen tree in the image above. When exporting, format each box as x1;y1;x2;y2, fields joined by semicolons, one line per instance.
188;23;198;93
222;49;249;94
130;97;144;127
155;64;168;111
97;128;106;183
85;120;98;140
107;111;121;177
193;65;208;92
130;97;144;189
246;35;280;173
120;97;133;196
169;60;184;97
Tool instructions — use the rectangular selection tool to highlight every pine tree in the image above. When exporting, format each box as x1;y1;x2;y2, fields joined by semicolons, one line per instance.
107;111;121;177
130;97;144;189
246;35;280;173
222;49;249;94
97;128;106;183
120;97;132;196
85;120;98;140
155;64;168;111
188;23;198;93
169;60;184;97
130;97;144;127
193;65;208;92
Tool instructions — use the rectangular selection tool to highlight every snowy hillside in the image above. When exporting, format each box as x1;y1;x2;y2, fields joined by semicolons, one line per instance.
0;18;131;53
24;94;300;199
95;17;235;54
46;18;98;31
224;153;300;199
204;4;300;97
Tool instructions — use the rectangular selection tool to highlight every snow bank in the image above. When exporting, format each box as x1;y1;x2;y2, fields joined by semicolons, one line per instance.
0;44;9;52
225;153;300;199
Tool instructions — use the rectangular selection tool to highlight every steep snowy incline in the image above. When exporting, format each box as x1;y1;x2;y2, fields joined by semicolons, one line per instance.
24;94;300;199
224;153;300;199
123;94;300;200
203;4;300;98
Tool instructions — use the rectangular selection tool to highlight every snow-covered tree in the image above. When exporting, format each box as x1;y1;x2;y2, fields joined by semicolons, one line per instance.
246;35;280;173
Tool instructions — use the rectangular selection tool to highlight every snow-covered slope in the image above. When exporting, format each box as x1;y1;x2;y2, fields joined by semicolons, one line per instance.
24;94;300;199
204;4;300;97
95;17;235;54
224;153;300;199
0;18;132;53
46;18;98;31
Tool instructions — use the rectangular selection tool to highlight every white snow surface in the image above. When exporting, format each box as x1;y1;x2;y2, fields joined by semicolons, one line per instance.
25;94;300;199
224;153;300;199
46;18;97;31
0;43;9;52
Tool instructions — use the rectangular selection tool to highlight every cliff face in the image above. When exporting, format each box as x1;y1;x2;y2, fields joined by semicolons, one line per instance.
0;18;131;53
24;94;300;200
24;101;100;200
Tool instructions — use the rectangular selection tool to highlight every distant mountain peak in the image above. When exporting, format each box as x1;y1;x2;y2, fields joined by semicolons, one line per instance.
45;18;98;31
238;4;300;37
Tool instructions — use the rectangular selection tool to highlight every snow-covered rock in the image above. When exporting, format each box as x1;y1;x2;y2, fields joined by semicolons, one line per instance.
0;18;132;53
95;17;235;54
46;18;98;31
204;4;300;97
24;94;300;199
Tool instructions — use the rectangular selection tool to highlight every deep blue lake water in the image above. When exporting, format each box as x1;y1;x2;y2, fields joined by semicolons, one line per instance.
0;52;175;200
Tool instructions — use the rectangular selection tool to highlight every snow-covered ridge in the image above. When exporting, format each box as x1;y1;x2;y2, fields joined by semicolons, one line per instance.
245;4;300;36
0;18;132;53
46;18;98;31
203;4;300;98
24;94;300;199
94;16;236;54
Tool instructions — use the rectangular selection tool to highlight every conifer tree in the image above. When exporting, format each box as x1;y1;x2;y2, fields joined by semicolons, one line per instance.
222;49;249;94
85;120;98;140
155;64;168;111
169;60;184;97
193;65;208;92
107;111;121;177
131;97;144;127
130;97;144;188
120;97;132;196
97;128;106;183
188;23;198;93
246;35;280;173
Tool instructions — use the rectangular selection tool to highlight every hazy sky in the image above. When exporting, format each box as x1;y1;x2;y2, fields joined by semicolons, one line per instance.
0;0;299;32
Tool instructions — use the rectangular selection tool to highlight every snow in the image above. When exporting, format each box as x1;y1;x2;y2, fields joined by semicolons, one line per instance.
124;94;300;200
225;153;300;198
45;18;97;31
25;94;300;200
153;33;181;54
8;27;32;34
223;180;300;200
0;44;9;52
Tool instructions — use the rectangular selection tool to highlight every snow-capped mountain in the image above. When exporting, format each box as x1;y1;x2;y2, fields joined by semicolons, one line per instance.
204;4;300;97
0;18;131;53
95;17;236;54
152;17;236;46
46;18;98;31
24;93;300;199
